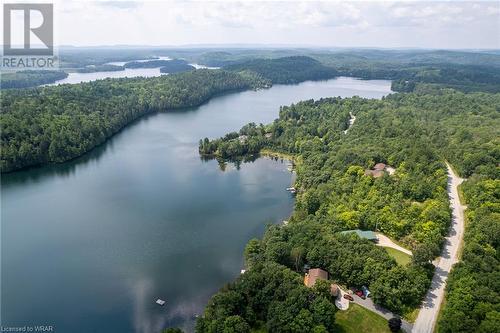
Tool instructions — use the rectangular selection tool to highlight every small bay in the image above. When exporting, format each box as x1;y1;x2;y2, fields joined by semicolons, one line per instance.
1;77;392;332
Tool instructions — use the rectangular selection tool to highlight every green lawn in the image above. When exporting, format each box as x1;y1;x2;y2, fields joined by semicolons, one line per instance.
335;304;391;333
384;247;412;266
249;304;394;333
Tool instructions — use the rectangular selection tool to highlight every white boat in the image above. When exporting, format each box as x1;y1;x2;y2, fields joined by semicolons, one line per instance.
156;299;166;306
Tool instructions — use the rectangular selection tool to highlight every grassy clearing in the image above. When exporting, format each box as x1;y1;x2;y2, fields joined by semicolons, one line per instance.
384;247;412;266
250;305;392;333
335;304;391;333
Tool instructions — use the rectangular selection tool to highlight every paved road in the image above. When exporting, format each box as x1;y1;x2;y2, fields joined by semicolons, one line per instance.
352;294;413;333
375;233;413;256
412;163;465;333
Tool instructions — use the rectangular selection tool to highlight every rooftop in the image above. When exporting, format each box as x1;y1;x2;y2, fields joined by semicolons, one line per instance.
340;229;377;241
304;268;328;287
373;163;387;171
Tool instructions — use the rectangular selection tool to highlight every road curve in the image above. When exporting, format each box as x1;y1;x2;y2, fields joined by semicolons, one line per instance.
375;233;413;256
412;163;465;333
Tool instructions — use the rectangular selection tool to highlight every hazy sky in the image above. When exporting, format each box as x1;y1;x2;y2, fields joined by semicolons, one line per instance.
17;0;500;49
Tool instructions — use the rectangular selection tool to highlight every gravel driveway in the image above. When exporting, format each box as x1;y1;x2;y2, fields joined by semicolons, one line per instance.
352;294;413;333
412;163;465;333
375;233;413;256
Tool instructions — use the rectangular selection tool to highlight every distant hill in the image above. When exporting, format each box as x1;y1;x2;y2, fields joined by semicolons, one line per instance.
124;60;172;68
1;70;68;89
224;56;338;84
159;59;196;74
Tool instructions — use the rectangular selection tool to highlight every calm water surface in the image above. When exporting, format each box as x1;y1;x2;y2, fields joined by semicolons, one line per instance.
1;77;392;332
50;57;217;85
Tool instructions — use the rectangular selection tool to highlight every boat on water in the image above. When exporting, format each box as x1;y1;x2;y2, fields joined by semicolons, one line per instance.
156;299;166;306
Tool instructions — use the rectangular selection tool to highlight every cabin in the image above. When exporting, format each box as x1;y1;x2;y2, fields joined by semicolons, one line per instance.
365;163;393;178
304;268;328;287
304;268;341;297
340;229;377;242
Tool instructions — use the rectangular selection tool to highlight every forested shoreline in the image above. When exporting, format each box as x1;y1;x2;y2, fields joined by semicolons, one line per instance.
224;56;338;84
195;90;499;332
0;69;268;172
1;70;69;89
0;56;362;173
2;50;499;333
5;49;500;91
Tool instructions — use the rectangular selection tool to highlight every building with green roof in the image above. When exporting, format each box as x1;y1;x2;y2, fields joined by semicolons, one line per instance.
339;229;377;242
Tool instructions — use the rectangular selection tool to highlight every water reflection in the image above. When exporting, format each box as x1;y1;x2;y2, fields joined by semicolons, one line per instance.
1;77;392;333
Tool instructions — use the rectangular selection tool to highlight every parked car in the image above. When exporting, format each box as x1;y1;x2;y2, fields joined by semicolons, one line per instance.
355;290;366;299
343;294;354;301
361;285;371;298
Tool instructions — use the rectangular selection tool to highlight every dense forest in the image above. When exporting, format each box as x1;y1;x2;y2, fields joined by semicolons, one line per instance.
159;60;196;73
192;49;500;69
197;49;500;93
4;48;500;90
123;59;173;68
76;64;124;73
311;51;500;94
1;70;68;89
224;56;338;84
196;90;499;332
2;48;499;332
437;176;500;333
196;261;339;333
0;69;268;172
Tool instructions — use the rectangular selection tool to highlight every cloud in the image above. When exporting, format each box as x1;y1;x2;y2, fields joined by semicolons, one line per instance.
53;1;500;48
96;1;141;9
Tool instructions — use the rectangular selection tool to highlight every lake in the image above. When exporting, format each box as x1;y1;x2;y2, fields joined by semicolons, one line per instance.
1;77;392;332
49;57;218;85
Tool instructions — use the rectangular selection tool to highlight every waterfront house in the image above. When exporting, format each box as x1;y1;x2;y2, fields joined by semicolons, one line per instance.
304;268;328;287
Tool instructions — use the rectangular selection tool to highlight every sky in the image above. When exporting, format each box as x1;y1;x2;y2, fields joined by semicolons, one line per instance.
7;0;500;49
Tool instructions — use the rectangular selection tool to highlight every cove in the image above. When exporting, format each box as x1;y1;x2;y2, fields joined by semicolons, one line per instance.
47;57;217;86
1;77;392;332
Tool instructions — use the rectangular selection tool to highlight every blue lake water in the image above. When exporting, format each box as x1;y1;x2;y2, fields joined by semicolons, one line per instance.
49;57;217;85
1;77;392;332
